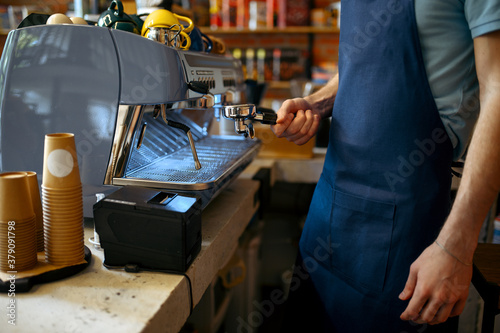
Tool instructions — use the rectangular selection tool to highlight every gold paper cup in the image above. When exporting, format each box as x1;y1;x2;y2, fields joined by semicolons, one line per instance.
43;216;84;266
45;253;85;261
0;216;38;272
42;204;84;214
42;192;83;201
0;172;36;221
43;215;83;223
42;200;83;212
41;193;83;202
44;224;84;237
43;219;83;234
44;256;85;266
25;171;44;252
0;215;37;225
45;238;84;249
45;244;85;264
42;133;81;189
42;197;83;205
45;242;84;252
43;225;84;236
43;215;83;224
44;238;84;249
45;250;85;265
44;214;83;222
42;191;83;201
41;184;82;194
44;235;84;244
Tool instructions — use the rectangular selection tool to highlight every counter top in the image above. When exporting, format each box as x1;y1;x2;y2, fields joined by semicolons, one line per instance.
241;151;326;185
0;178;260;333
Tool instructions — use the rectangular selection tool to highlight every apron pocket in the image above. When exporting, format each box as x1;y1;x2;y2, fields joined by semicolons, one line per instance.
330;189;395;293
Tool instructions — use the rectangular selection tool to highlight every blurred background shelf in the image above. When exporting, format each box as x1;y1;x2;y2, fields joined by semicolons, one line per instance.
199;26;339;35
0;0;70;5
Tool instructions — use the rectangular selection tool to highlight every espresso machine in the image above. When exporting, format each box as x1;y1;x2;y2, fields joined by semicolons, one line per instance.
0;23;275;213
0;23;275;271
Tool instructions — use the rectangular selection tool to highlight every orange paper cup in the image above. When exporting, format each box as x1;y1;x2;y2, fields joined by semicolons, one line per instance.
0;172;36;221
25;171;44;252
42;133;82;189
41;184;82;194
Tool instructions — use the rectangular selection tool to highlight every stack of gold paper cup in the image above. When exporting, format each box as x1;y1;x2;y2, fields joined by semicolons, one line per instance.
0;172;38;272
41;133;85;265
25;171;44;252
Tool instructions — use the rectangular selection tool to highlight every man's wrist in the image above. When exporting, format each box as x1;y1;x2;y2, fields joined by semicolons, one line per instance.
434;240;473;266
437;218;479;265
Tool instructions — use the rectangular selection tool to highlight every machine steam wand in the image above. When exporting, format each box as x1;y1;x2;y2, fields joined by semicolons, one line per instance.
156;104;202;170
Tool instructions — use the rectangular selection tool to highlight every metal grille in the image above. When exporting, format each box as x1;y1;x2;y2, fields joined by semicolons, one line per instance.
114;108;260;191
125;111;206;172
126;137;257;184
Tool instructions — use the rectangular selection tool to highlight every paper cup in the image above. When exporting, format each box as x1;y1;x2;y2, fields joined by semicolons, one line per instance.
43;209;85;266
1;258;38;272
44;230;83;242
43;212;83;223
44;236;84;246
43;221;84;233
0;242;37;256
42;196;82;203
45;244;85;265
42;192;83;200
0;172;36;221
0;222;36;248
42;133;81;189
44;240;84;251
41;192;83;201
41;184;82;194
45;256;85;266
43;218;83;234
44;255;85;266
44;236;84;245
0;216;38;272
43;205;83;214
43;212;84;222
45;247;85;265
25;171;44;252
42;200;83;209
42;188;83;200
42;201;83;211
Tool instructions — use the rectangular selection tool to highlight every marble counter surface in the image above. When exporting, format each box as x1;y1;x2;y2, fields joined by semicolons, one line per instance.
0;178;260;333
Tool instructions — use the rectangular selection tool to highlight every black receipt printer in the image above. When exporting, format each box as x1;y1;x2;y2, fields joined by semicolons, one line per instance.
93;186;202;273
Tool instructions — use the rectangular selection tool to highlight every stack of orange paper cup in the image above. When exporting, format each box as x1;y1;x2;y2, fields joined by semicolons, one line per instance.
41;133;85;266
25;171;44;252
0;172;38;272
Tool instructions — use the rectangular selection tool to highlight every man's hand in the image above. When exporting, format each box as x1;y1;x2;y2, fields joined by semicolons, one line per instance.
271;98;321;145
399;242;472;325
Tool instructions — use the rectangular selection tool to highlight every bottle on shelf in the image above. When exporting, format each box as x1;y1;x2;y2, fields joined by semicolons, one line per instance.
493;214;500;244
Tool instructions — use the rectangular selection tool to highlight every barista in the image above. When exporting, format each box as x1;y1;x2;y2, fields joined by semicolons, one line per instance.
272;1;500;332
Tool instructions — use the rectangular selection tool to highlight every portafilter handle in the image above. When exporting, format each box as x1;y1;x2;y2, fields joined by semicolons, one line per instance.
222;104;277;139
255;106;278;125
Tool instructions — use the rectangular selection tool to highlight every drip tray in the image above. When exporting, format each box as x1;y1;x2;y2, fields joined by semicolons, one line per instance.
113;136;260;191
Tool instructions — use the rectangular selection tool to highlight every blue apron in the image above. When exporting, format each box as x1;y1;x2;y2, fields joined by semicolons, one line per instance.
298;0;454;331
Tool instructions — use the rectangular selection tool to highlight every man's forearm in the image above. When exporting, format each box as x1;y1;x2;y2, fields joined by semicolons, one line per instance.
438;98;500;262
304;73;339;119
437;64;500;264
